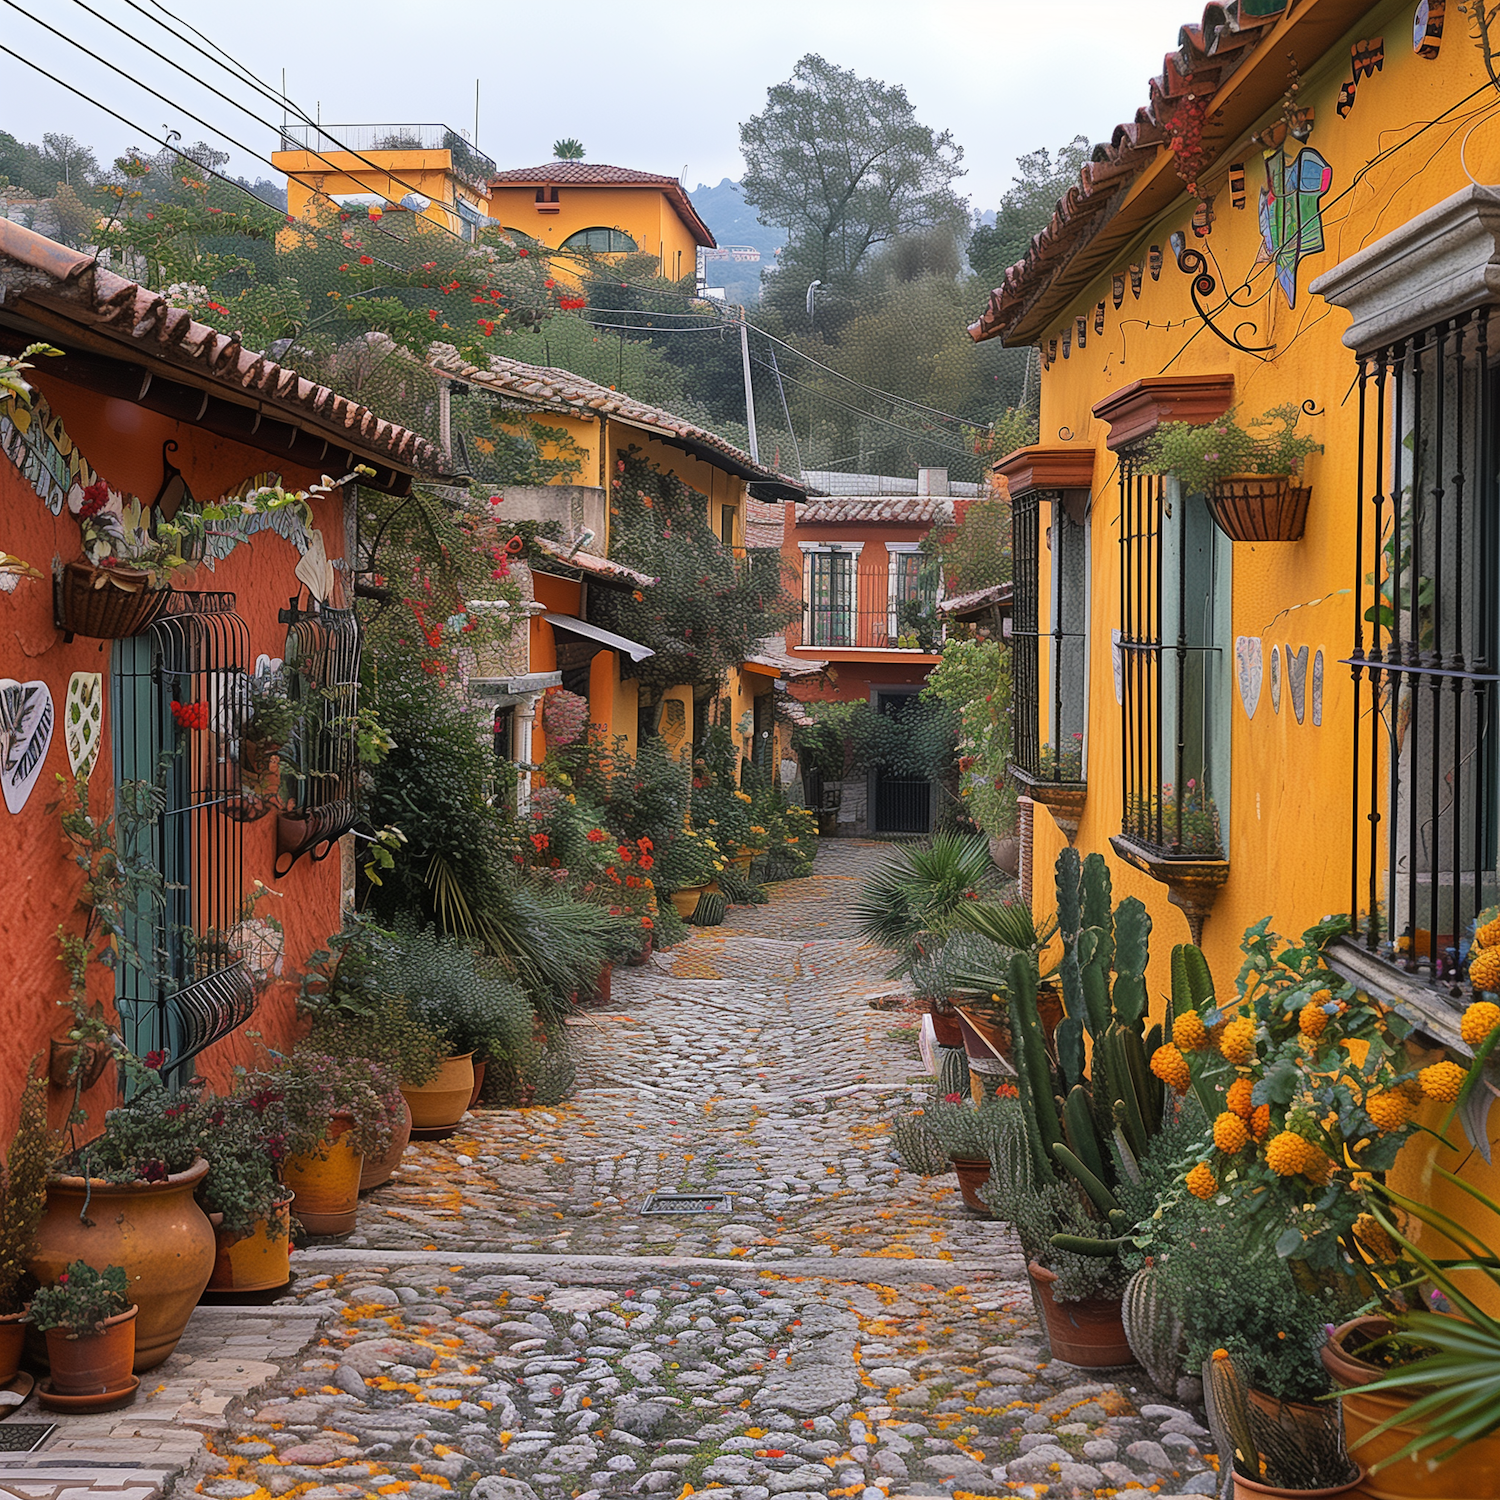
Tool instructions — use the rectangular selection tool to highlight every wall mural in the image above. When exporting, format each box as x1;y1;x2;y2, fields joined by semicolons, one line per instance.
1236;635;1264;719
63;671;103;780
0;679;54;814
1257;146;1333;308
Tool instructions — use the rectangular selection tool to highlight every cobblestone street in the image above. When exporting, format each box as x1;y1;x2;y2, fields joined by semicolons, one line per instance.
3;844;1220;1500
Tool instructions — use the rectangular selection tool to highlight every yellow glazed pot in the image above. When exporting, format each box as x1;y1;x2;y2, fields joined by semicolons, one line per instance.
400;1053;475;1134
283;1117;363;1236
207;1199;292;1294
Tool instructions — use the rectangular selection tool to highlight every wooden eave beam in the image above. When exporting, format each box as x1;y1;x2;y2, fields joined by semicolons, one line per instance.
993;444;1097;496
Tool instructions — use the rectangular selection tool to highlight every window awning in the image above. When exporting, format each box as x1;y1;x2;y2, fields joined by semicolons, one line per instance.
543;613;655;663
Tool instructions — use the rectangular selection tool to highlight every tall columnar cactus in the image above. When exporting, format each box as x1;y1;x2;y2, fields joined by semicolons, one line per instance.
1013;850;1216;1258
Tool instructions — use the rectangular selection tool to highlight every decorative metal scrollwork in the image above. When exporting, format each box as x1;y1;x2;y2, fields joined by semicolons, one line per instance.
1169;233;1275;356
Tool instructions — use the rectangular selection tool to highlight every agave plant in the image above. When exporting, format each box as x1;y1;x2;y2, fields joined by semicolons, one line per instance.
852;832;994;971
1349;1170;1500;1470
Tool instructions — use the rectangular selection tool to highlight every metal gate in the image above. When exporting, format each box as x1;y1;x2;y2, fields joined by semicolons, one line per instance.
874;769;933;834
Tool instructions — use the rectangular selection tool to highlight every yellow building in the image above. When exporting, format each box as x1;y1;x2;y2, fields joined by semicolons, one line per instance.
485;161;716;283
971;0;1500;1230
428;346;808;778
271;123;495;239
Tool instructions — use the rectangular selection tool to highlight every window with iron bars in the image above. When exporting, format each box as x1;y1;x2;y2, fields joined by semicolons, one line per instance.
1117;462;1231;859
1348;310;1499;990
1011;492;1088;783
111;598;256;1084
806;549;855;647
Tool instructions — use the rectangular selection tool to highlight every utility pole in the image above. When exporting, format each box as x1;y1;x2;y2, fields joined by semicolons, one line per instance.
739;315;760;463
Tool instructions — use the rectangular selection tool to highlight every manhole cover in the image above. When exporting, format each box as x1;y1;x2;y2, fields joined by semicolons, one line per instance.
0;1424;55;1451
641;1192;732;1214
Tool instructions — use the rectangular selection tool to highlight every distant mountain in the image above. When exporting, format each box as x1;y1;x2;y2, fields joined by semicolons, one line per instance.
689;179;787;258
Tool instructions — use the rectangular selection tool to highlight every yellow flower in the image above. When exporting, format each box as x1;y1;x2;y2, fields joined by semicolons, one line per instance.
1469;951;1500;998
1250;1103;1272;1140
1150;1043;1191;1093
1353;1213;1400;1262
1299;1000;1328;1040
1463;998;1500;1045
1185;1162;1217;1200
1420;1061;1467;1102
1476;914;1500;949
1172;1009;1208;1051
1266;1131;1313;1176
1366;1090;1414;1133
1213;1112;1249;1153
1220;1016;1257;1065
1226;1078;1254;1119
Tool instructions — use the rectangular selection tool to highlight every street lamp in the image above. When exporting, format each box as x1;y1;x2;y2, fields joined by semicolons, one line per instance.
806;279;822;333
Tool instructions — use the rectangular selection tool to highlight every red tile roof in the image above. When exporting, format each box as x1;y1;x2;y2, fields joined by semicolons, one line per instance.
743;497;785;550
0;219;449;492
428;345;806;498
488;162;716;248
798;497;953;526
967;0;1364;346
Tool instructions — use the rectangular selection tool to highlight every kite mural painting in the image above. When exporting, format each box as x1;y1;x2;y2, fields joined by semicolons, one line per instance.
1257;146;1332;307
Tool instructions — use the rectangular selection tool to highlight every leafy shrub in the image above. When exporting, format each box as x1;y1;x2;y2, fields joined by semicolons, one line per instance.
29;1261;129;1334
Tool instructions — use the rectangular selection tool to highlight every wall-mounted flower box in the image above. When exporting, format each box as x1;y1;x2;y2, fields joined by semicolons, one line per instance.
1207;474;1312;542
1109;833;1229;946
1008;762;1087;844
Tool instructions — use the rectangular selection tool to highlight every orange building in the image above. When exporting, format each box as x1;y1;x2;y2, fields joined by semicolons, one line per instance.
0;219;448;1137
485;161;716;284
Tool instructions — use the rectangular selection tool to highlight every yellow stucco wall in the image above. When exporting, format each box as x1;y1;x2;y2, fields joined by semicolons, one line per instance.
488;184;704;283
272;149;487;237
1021;0;1500;1237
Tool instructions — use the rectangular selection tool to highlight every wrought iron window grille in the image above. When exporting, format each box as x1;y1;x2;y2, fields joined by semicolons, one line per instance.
275;592;363;876
112;598;255;1083
1346;309;1499;996
1011;491;1088;786
1116;458;1228;861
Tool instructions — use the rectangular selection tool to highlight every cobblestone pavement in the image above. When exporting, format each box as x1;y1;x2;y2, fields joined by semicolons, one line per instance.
4;842;1223;1500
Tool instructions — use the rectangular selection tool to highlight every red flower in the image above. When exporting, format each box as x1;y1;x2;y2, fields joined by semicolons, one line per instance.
204;300;230;315
359;254;374;266
530;832;551;852
641;916;653;929
78;479;111;519
639;837;653;851
586;828;606;843
617;845;632;862
637;854;654;871
143;1049;168;1070
544;278;555;289
944;1092;963;1104
517;247;528;256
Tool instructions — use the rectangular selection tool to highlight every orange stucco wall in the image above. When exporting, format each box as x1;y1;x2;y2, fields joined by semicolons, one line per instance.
1;373;347;1141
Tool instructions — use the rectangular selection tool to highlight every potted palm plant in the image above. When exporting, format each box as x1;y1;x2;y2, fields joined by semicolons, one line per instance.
28;1260;137;1409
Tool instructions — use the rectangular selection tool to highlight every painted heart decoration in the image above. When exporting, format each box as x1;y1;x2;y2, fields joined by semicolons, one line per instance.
1235;636;1263;720
0;678;54;813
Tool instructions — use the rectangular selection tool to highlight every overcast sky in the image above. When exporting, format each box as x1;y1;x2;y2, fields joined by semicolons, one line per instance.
2;0;1192;209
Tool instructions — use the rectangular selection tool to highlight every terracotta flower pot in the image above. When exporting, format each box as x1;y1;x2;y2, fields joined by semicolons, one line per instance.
1027;1260;1132;1367
283;1116;363;1237
950;1156;992;1214
0;1309;25;1382
929;1007;964;1049
669;886;706;919
208;1199;292;1294
47;1036;113;1091
956;1007;1010;1064
1321;1316;1500;1498
468;1060;488;1111
593;964;613;1006
44;1305;137;1395
988;834;1020;877
30;1158;214;1373
626;935;653;967
360;1096;412;1192
1231;1466;1365;1498
400;1053;475;1136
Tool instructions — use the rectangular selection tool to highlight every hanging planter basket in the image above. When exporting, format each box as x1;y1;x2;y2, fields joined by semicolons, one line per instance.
1206;475;1312;543
55;561;168;640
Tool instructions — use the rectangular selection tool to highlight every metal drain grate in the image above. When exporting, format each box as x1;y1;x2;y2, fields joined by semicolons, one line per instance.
0;1424;55;1451
641;1192;733;1214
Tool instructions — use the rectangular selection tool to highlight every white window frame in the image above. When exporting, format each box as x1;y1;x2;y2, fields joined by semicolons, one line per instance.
798;542;863;647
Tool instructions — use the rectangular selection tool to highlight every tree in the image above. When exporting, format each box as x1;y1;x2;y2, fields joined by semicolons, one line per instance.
40;133;98;190
968;136;1090;287
552;139;585;160
740;55;966;294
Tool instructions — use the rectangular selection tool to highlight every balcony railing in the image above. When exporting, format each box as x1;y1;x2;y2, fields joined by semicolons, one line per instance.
277;124;496;191
802;607;944;652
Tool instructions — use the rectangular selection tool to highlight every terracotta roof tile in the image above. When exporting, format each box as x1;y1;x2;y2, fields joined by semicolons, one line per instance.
967;0;1313;346
428;345;806;496
489;161;716;248
743;497;785;549
0;218;448;483
798;496;953;526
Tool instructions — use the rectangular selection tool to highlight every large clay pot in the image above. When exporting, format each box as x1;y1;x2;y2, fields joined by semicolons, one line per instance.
669;886;706;919
467;1061;487;1111
283;1116;363;1236
44;1305;137;1394
0;1310;24;1382
1232;1467;1364;1499
400;1053;475;1136
950;1156;992;1214
207;1199;292;1293
1027;1260;1132;1367
30;1158;214;1373
988;834;1020;877
360;1097;413;1191
956;1007;1010;1064
929;1007;964;1049
1321;1315;1500;1498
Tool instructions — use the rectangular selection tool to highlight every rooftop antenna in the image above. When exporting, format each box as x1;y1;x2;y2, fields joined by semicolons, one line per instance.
475;80;480;148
